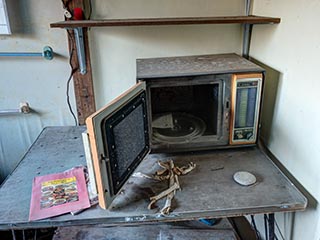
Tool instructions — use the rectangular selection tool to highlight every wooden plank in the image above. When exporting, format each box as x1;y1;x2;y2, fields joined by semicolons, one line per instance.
0;127;306;230
69;29;96;125
50;15;281;28
66;0;96;125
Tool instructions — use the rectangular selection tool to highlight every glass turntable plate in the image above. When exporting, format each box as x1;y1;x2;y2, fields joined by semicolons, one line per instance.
152;112;206;143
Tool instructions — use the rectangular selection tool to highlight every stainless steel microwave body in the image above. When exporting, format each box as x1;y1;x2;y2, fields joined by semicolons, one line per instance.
137;54;265;152
86;53;265;209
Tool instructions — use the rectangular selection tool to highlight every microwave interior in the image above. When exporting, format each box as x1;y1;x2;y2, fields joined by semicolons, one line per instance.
147;75;231;151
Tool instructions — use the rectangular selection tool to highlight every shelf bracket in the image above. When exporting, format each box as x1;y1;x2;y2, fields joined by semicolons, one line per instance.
73;27;87;75
242;0;253;59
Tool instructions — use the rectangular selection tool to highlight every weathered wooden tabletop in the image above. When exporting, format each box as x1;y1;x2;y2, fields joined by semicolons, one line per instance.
0;127;307;230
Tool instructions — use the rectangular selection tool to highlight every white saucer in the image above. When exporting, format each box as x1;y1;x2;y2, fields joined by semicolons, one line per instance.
233;171;257;186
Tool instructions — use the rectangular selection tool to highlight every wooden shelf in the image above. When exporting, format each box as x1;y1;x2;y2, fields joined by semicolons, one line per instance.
50;15;280;28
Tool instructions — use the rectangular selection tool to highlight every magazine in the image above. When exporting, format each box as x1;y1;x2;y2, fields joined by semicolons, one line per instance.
29;166;90;221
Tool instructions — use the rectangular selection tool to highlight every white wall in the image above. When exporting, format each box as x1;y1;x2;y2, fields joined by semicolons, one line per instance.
0;0;244;181
89;0;244;108
251;0;320;239
0;1;76;181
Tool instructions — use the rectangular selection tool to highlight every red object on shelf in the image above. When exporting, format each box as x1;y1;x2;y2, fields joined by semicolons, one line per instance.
73;8;84;20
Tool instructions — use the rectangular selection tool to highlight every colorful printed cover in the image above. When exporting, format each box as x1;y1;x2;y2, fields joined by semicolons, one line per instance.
29;166;90;221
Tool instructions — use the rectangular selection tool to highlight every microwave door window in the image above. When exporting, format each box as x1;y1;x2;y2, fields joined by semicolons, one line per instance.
104;104;146;193
102;92;149;194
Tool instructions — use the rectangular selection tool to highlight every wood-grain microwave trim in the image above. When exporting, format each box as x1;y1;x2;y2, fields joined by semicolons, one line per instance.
229;73;263;145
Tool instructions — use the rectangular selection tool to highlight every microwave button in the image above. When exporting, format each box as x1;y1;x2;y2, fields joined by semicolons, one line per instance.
246;132;253;140
236;131;244;139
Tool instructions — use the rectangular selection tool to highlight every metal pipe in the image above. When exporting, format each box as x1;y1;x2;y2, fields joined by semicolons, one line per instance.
0;109;21;115
242;24;253;59
245;0;251;16
0;46;53;60
0;109;30;116
242;0;253;59
0;102;31;116
0;52;42;57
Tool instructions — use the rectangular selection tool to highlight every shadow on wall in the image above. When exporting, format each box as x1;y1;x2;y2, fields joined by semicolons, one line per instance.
250;58;280;145
251;58;318;210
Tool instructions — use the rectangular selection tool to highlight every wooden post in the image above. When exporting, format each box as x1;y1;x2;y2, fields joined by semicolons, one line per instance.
65;0;96;125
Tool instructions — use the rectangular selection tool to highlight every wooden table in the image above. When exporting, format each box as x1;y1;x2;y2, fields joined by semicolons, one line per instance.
0;127;306;237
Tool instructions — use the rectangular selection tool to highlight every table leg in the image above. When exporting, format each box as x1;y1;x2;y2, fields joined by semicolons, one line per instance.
268;213;275;240
11;229;16;240
264;214;268;240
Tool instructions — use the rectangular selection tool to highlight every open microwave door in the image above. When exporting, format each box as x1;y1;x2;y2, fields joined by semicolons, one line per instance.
86;82;150;209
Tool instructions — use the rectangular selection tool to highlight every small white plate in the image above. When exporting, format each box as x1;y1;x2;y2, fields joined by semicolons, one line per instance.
233;171;257;186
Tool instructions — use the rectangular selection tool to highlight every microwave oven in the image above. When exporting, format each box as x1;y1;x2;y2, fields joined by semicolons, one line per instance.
85;53;265;209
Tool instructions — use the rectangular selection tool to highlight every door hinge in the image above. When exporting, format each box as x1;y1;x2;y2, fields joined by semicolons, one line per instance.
100;154;109;163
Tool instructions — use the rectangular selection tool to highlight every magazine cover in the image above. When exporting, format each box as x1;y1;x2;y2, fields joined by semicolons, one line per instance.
29;166;90;221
